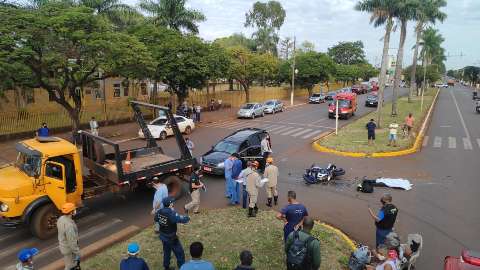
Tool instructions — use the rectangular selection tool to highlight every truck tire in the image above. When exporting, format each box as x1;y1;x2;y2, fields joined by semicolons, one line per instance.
162;175;186;200
30;203;60;239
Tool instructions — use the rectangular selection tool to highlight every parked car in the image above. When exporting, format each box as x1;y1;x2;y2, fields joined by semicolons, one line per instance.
325;91;336;101
237;103;265;119
338;87;352;93
308;93;326;103
263;99;284;113
200;128;269;175
138;115;195;140
435;83;448;88
351;85;367;95
365;93;379;107
360;82;372;92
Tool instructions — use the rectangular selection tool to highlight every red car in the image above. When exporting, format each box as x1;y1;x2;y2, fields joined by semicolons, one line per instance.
445;250;480;270
351;85;366;95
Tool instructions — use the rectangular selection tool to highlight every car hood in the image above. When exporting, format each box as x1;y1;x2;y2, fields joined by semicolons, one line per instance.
0;165;35;198
202;151;230;165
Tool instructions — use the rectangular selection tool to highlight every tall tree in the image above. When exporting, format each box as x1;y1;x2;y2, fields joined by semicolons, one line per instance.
463;66;480;85
408;0;446;102
244;0;285;55
327;41;366;65
80;0;141;29
139;0;205;34
1;3;153;136
214;33;256;51
279;37;293;59
420;27;445;75
356;0;397;127
391;0;418;116
299;40;315;52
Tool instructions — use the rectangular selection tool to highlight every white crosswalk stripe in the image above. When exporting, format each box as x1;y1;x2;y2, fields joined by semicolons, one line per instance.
291;128;313;137
302;130;324;139
433;136;442;148
281;127;304;136
463;137;473;150
271;126;295;134
268;125;289;132
422;136;429;147
448;137;456;149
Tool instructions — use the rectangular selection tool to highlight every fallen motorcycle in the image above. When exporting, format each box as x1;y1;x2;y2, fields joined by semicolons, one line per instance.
303;164;345;184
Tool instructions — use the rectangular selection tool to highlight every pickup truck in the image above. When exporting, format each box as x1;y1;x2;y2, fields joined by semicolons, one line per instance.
0;101;197;239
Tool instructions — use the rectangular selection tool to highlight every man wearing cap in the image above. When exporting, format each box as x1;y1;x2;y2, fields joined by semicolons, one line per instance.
120;242;150;270
246;161;262;217
154;197;190;270
16;248;38;270
263;157;278;207
184;168;204;214
368;193;399;247
57;203;80;270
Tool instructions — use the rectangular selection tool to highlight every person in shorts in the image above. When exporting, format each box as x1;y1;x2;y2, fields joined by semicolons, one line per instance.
388;122;399;147
366;119;377;145
404;113;414;137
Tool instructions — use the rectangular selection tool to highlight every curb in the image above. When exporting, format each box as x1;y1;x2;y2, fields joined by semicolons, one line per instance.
312;89;440;158
44;225;140;270
316;221;356;251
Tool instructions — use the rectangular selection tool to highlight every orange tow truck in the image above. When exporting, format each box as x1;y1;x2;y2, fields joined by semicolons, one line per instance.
328;92;357;119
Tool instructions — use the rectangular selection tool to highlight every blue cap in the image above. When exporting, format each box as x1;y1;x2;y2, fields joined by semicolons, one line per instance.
18;248;39;262
162;196;175;207
127;242;140;255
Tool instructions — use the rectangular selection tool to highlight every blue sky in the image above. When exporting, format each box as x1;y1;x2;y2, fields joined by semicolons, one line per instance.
125;0;480;69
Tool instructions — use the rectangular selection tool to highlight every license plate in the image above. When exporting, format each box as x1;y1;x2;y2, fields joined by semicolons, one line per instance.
203;166;212;172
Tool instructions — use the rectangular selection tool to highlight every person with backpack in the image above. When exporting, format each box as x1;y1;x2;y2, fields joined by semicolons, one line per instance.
285;217;320;270
276;191;309;242
368;193;398;248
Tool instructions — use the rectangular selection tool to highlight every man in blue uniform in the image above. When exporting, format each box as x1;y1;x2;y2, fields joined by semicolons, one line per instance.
120;242;150;270
154;197;190;270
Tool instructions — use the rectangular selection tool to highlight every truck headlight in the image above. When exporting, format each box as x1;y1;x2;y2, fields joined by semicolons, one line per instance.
217;162;225;168
0;203;8;212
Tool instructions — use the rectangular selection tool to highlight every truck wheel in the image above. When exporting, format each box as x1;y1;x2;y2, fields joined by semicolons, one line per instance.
30;204;60;239
162;175;185;200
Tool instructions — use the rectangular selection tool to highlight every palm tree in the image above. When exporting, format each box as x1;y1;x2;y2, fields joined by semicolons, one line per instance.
138;0;205;34
80;0;141;29
355;0;397;127
409;0;446;100
420;27;445;75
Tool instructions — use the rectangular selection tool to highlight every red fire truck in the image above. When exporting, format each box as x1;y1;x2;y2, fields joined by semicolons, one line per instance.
328;92;357;120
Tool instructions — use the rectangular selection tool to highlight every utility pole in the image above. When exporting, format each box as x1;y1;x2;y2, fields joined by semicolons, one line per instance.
290;36;296;107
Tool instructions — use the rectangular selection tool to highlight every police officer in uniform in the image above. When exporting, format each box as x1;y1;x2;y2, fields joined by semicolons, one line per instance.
246;161;262;217
154;197;190;270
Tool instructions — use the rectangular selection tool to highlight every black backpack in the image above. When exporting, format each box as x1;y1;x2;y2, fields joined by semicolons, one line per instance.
286;231;315;270
357;179;374;193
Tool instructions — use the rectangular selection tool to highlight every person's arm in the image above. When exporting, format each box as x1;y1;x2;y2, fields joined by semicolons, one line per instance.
276;209;287;223
384;263;393;270
191;181;203;189
311;240;321;269
174;212;190;224
368;207;382;222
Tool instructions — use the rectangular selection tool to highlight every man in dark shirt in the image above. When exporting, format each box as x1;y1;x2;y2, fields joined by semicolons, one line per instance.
366;119;376;145
285;217;321;270
234;250;255;270
155;197;190;270
120;242;150;270
184;169;204;214
368;193;398;247
276;191;309;243
37;122;50;137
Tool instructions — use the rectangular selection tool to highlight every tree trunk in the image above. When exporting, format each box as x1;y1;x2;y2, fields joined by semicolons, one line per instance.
376;17;393;128
206;82;210;106
65;105;81;143
307;87;313;97
243;83;250;102
392;19;407;116
229;79;234;91
150;80;158;105
409;22;422;101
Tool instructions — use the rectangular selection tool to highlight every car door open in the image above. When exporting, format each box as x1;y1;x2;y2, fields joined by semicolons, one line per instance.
44;161;68;209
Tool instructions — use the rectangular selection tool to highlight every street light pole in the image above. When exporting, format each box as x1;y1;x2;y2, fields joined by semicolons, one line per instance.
290;36;296;106
335;99;339;135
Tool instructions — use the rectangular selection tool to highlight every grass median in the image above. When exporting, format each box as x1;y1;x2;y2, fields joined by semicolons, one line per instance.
317;89;438;154
83;207;352;270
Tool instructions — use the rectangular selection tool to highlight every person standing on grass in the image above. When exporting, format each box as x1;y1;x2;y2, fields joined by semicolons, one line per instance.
285;217;321;270
368;193;398;248
155;197;190;270
276;191;309;243
120;242;150;270
180;242;215;270
238;161;253;209
366;119;377;145
234;250;255;270
36;122;50;137
246;161;262;217
184;168;204;215
404;113;414;137
388;122;399;147
223;154;236;199
264;157;279;207
89;117;99;136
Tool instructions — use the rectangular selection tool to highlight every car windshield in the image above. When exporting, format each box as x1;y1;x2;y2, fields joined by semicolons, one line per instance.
338;100;351;108
312;94;321;97
242;104;255;109
213;141;239;154
265;101;275;105
327;92;335;96
367;95;377;100
15;151;41;177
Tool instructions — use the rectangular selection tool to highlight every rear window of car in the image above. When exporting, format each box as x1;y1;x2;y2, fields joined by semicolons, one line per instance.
242;104;255;109
265;101;275;105
312;94;321;97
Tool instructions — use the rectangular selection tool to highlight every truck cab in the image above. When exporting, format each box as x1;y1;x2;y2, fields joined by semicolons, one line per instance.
328;93;357;119
0;137;83;239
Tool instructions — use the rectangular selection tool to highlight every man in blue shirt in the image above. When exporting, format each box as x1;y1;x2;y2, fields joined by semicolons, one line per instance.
223;154;235;199
276;191;309;242
120;242;150;270
368;193;398;247
152;178;169;215
366;119;376;145
37;122;49;137
180;242;215;270
155;197;190;270
230;154;243;205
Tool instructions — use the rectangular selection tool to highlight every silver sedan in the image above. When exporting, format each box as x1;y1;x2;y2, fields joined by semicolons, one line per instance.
263;99;284;114
237;103;265;119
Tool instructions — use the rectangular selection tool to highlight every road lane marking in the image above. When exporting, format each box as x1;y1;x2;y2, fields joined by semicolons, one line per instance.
221;121;247;128
422;136;429;147
440;125;452;128
311;118;328;124
271;126;295;134
450;90;471;139
463;137;473;150
302;130;324;139
280;127;304;136
448;137;457;149
291;128;313;137
267;125;287;132
433;136;442;148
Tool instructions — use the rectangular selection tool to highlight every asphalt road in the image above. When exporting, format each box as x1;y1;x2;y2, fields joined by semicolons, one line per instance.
4;85;477;270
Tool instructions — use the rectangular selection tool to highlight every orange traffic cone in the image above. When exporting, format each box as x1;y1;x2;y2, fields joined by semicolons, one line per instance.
123;151;132;173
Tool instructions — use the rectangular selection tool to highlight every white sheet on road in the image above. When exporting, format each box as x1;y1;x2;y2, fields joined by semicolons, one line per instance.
376;178;413;190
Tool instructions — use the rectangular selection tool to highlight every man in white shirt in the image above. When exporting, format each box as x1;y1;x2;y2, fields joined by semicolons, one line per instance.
89;117;99;136
388;123;399;147
185;138;195;155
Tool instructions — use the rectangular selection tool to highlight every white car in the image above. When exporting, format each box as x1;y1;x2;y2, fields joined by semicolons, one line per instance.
434;83;448;88
138;115;195;140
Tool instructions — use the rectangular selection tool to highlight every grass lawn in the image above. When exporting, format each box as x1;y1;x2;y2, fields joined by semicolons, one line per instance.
83;208;352;270
318;89;438;153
